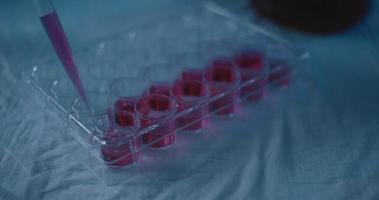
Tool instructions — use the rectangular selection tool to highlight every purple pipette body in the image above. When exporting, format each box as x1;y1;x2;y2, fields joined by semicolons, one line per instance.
35;0;89;109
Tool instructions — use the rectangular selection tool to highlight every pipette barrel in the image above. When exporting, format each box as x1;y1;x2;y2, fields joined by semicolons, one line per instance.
34;0;89;108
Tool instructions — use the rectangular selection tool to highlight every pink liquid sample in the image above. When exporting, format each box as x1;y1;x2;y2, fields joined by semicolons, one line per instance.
114;98;138;127
40;12;89;107
205;60;239;115
234;52;268;101
235;51;265;70
240;75;267;101
101;141;139;167
268;59;291;86
142;122;176;148
182;69;204;81
149;84;171;96
101;113;141;167
212;58;234;69
172;80;209;131
136;95;176;148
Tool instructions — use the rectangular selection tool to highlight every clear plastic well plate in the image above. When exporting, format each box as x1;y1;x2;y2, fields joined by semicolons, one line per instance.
26;2;309;185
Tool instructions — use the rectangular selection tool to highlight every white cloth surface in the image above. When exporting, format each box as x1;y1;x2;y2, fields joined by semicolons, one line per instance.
1;0;379;199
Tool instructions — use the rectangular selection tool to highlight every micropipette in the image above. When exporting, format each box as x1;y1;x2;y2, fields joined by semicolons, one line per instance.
34;0;89;109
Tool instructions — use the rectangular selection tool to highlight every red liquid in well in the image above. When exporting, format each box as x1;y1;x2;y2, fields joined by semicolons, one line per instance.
172;80;209;132
209;87;236;115
141;122;176;148
235;52;267;101
102;144;133;167
136;95;176;148
240;73;267;101
114;98;138;127
182;69;204;81
212;58;234;69
268;59;291;86
101;142;137;167
206;63;239;115
149;84;171;96
235;51;265;70
101;116;141;167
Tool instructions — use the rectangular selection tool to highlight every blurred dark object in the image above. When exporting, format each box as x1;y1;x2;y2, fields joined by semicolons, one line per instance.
250;0;371;34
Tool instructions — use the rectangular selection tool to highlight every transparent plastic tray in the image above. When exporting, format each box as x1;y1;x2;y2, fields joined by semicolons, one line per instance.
25;2;309;185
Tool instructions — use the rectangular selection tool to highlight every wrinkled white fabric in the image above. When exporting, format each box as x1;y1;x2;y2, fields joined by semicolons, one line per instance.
1;0;379;199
